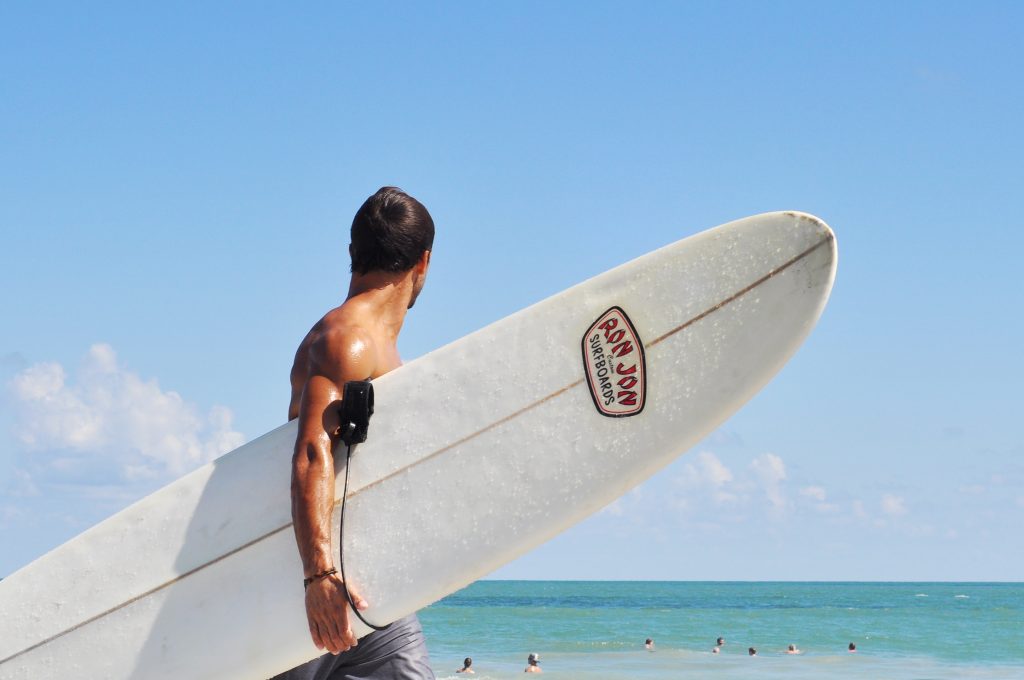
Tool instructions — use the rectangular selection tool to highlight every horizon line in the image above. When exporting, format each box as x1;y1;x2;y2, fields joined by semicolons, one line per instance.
477;578;1022;584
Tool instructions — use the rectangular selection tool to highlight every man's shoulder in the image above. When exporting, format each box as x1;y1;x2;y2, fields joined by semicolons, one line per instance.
312;320;374;351
307;322;376;379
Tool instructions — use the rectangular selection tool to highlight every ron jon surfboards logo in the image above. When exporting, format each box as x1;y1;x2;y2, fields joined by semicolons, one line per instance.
581;306;647;417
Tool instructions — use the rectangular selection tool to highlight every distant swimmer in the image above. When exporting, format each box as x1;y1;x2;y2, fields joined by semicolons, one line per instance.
717;637;725;647
748;647;757;657
712;646;720;654
645;638;654;651
786;644;801;654
848;642;857;652
456;657;474;673
524;653;542;673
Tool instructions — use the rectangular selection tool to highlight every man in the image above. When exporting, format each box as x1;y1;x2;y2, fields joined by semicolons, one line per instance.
272;187;436;680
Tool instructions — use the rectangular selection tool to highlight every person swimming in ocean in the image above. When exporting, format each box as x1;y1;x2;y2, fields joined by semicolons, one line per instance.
456;657;474;673
644;638;654;651
786;644;801;654
524;653;542;673
717;637;725;647
712;646;720;654
848;642;857;652
748;647;757;656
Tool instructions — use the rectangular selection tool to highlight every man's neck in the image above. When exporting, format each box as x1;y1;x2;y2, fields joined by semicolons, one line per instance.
345;271;413;341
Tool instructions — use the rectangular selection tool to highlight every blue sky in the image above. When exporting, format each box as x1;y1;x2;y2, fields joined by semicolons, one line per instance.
1;2;1021;580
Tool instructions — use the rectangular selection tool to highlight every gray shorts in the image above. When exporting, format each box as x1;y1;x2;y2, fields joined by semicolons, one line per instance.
270;614;435;680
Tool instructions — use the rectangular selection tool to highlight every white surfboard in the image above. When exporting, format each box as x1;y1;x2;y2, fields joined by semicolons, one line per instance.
0;211;837;679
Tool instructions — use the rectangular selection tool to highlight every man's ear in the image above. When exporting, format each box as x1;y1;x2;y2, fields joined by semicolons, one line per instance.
420;250;431;271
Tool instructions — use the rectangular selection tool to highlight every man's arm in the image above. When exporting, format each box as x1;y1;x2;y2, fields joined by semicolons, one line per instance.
291;328;374;654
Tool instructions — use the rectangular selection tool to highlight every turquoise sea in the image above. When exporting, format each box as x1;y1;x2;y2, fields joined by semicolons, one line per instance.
419;581;1023;679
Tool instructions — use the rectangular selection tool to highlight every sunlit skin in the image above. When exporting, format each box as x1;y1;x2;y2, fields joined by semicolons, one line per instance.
288;250;430;655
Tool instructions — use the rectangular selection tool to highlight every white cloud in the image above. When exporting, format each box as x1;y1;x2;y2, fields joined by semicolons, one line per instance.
749;453;787;511
699;452;734;487
880;494;908;517
676;451;734;486
750;453;786;483
8;344;245;484
674;452;737;504
800;486;827;502
672;452;804;518
799;485;838;513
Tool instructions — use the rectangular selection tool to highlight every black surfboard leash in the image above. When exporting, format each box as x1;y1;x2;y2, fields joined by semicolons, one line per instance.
336;380;388;632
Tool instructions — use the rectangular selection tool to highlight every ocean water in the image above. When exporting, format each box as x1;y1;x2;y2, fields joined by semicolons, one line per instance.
419;581;1023;679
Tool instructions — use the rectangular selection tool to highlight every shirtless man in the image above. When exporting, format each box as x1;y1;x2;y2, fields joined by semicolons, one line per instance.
272;187;435;680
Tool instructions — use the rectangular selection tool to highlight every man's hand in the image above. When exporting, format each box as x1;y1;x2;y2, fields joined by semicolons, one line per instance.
304;573;369;654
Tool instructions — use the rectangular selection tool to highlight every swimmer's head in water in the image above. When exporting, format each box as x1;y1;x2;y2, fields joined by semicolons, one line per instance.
717;637;725;645
645;638;653;645
789;644;796;651
748;647;757;656
350;186;434;277
849;642;857;651
528;653;539;665
463;657;472;667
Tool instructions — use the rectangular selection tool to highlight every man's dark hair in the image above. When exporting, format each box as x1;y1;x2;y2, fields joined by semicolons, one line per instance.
350;186;434;274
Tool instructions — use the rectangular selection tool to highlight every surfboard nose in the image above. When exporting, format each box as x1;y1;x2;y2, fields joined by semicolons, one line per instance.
781;211;837;248
778;210;838;286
